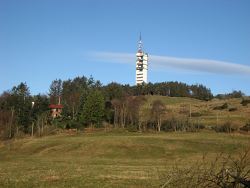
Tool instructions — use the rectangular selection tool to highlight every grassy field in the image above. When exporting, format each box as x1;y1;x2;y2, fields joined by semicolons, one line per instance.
0;131;249;187
145;95;250;127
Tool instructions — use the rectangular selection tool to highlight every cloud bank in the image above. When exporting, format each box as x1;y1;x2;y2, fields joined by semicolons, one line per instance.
87;51;250;75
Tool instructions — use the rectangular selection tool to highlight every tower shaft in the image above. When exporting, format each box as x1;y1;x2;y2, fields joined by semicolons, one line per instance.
136;34;148;85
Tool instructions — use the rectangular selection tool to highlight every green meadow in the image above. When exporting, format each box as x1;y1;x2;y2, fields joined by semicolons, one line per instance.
0;131;249;187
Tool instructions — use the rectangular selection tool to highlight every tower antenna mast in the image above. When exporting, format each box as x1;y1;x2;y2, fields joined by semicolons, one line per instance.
138;32;143;52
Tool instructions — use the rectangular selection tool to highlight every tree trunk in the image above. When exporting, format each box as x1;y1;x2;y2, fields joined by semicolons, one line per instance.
31;122;34;137
157;117;161;132
37;118;40;137
121;107;126;128
138;122;142;132
16;126;19;136
123;110;126;128
9;107;14;138
41;117;44;136
143;123;146;132
114;108;118;128
157;123;161;132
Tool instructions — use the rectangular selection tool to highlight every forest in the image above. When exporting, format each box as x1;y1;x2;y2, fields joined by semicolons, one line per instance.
0;75;247;139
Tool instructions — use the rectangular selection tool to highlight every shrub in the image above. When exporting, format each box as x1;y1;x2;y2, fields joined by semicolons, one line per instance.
241;98;250;106
228;107;237;112
193;123;205;130
191;112;202;117
66;120;83;129
240;122;250;132
213;122;239;133
161;118;205;132
126;124;138;132
161;118;189;132
161;120;173;131
13;130;26;139
240;125;250;132
160;148;250;188
213;103;228;110
35;125;58;137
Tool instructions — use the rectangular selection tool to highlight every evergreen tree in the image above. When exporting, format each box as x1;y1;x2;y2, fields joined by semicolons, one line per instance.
103;82;124;100
49;79;62;104
81;90;105;127
11;82;32;133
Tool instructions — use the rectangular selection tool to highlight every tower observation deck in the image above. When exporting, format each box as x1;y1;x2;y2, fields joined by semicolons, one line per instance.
136;34;148;85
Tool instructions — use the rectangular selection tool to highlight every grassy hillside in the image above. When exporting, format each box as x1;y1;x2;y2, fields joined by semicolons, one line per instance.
145;95;250;127
0;132;249;187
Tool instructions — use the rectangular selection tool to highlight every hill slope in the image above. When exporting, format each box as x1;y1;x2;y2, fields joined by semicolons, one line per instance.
0;132;249;187
145;95;250;127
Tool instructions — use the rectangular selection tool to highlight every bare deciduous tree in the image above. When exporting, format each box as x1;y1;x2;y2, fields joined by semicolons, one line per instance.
151;100;166;132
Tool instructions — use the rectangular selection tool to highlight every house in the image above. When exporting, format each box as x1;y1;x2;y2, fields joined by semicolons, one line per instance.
49;96;63;118
49;104;63;118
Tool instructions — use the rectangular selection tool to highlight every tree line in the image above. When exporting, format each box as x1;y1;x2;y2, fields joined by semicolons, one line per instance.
0;75;214;138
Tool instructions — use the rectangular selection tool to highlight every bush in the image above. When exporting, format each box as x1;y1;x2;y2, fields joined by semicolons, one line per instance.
186;123;205;132
228;107;237;112
213;103;228;110
240;125;250;132
161;118;188;132
161;120;175;131
13;130;26;139
191;112;202;117
193;123;205;130
65;120;83;129
161;118;205;132
240;122;250;132
241;98;250;106
160;148;250;188
213;122;239;133
126;124;138;132
35;125;58;137
0;128;12;140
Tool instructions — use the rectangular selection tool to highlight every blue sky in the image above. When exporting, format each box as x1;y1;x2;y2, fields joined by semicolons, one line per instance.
0;0;250;95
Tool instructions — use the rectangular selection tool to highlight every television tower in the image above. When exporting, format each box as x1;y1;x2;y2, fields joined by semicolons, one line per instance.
136;33;148;85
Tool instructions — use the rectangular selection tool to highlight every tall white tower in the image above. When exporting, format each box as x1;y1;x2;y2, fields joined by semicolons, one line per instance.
136;34;148;85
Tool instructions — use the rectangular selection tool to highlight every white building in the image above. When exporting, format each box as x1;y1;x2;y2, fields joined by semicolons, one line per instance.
136;34;148;85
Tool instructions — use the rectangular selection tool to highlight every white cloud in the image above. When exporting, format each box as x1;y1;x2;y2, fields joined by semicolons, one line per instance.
87;51;250;75
88;52;134;65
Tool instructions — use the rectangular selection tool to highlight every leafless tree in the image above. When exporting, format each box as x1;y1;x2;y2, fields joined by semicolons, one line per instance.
151;100;166;132
111;98;122;128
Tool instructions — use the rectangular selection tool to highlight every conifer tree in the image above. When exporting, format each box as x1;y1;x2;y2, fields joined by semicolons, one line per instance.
81;90;105;127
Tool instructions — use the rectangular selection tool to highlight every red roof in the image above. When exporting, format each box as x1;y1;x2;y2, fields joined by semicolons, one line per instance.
49;104;63;109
